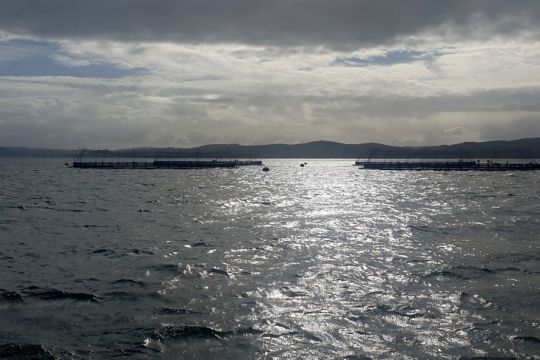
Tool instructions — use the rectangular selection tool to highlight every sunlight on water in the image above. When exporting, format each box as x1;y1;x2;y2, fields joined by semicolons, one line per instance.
0;159;539;359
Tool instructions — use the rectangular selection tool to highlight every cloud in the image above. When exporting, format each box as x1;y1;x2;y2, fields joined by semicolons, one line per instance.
331;50;441;67
0;1;539;48
1;66;540;148
0;39;146;78
444;126;467;136
0;1;540;147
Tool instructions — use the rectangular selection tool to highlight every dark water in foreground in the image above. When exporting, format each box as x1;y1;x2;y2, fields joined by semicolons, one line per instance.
0;159;539;359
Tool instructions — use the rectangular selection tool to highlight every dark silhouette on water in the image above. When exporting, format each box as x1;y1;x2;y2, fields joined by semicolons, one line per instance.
356;159;540;171
72;159;262;169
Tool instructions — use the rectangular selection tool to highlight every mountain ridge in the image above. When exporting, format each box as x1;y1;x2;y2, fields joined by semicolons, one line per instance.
1;137;540;159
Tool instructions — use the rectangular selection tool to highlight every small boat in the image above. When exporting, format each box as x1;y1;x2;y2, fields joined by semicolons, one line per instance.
300;164;304;167
262;167;270;172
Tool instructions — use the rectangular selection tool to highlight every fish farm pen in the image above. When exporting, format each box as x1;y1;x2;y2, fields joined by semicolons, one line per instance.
73;160;262;169
355;160;540;171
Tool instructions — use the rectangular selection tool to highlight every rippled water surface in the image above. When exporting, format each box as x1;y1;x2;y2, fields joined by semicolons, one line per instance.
0;158;539;359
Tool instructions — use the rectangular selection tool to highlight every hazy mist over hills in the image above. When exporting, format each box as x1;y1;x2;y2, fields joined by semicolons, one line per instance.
2;138;539;159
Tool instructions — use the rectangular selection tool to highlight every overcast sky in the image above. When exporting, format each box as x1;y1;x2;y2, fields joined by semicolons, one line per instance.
0;0;539;148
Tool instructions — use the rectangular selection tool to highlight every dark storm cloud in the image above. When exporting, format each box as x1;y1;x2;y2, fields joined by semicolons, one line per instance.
0;0;538;47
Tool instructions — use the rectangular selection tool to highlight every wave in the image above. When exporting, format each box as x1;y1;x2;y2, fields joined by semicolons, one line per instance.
82;224;110;229
375;304;429;319
157;307;203;315
154;325;225;341
261;330;321;342
408;224;444;233
0;343;56;359
101;290;162;302
111;279;147;287
24;205;85;213
208;268;230;277
458;357;517;360
147;263;184;273
22;286;100;303
0;253;15;262
423;269;470;280
90;248;115;256
491;253;540;264
459;292;494;308
512;335;540;343
101;291;140;301
280;287;309;298
154;325;262;342
423;265;536;280
191;241;212;247
0;290;24;303
90;248;156;257
128;248;156;255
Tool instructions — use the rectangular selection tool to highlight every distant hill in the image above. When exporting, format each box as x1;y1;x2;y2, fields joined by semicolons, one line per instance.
0;147;76;158
1;138;540;159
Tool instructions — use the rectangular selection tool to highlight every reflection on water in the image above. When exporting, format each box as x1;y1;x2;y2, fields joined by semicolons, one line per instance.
0;159;539;359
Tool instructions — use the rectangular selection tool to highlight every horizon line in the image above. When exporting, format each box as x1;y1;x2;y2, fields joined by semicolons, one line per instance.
1;136;539;151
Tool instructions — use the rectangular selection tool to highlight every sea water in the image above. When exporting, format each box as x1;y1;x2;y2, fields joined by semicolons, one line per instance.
0;159;539;359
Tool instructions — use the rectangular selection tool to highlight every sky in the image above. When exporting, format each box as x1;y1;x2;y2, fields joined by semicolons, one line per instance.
0;0;539;148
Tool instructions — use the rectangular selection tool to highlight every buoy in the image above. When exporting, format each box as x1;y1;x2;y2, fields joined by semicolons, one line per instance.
300;164;304;167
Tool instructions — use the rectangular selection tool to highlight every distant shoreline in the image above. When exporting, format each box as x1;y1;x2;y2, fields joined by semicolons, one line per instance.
1;137;540;159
